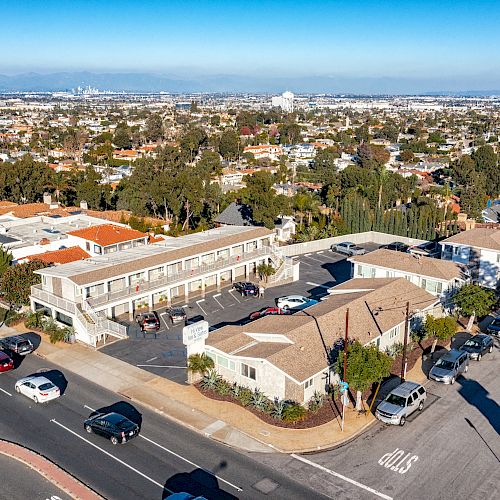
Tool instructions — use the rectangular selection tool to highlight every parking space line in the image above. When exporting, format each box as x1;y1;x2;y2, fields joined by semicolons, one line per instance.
317;251;324;254
196;299;207;315
0;388;12;397
291;454;393;500
304;253;312;257
298;260;312;266
228;290;241;303
137;364;187;369
213;294;224;309
50;418;167;491
159;312;170;329
146;356;158;363
305;255;327;264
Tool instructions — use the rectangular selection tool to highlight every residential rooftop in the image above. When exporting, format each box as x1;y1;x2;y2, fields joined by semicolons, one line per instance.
67;224;146;246
441;227;500;252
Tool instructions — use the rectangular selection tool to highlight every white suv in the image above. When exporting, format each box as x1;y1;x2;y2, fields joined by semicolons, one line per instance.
375;381;426;426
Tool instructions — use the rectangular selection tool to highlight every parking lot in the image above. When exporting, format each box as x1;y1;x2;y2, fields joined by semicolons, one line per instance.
101;243;380;383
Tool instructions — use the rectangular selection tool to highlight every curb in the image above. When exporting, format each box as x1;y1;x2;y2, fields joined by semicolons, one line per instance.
0;440;103;499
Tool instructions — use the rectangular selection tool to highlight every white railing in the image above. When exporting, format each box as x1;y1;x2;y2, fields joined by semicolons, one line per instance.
31;285;76;314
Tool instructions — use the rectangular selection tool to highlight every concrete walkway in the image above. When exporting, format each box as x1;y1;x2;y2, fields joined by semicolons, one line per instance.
1;324;427;454
0;440;103;499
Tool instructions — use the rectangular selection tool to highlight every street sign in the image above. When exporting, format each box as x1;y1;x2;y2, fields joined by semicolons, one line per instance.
339;381;349;393
182;320;209;346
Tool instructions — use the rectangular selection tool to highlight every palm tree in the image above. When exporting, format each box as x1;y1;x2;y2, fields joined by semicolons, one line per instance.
187;353;214;383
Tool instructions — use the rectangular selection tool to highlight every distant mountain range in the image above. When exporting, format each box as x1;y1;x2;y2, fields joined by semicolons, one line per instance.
0;71;498;96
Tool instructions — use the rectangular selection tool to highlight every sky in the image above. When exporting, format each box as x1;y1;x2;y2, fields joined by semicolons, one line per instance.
1;0;500;90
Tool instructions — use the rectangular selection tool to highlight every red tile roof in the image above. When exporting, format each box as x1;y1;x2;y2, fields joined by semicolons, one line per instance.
67;224;147;246
25;246;90;265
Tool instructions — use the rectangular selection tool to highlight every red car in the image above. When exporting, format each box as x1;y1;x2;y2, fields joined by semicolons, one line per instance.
0;351;14;373
249;307;292;321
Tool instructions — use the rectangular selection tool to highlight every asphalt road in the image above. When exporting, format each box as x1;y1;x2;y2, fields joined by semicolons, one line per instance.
0;452;72;500
0;353;328;500
256;337;500;500
101;245;376;383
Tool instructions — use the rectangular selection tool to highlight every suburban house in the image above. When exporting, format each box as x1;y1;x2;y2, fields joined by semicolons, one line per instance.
201;278;440;404
31;226;296;347
274;216;296;243
348;249;468;301
440;228;500;288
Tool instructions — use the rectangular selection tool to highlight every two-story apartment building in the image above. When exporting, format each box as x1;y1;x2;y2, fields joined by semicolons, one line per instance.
440;228;500;288
348;249;468;301
31;226;294;347
201;278;439;405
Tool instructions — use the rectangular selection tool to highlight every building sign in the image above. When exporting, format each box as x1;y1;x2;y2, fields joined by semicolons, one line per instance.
182;321;209;346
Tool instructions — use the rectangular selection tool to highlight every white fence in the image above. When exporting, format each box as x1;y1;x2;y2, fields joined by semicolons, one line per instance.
279;231;428;257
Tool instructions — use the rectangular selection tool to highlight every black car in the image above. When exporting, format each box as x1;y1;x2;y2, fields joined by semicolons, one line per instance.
233;281;258;297
459;334;494;361
135;311;160;332
0;336;34;356
166;307;187;324
185;315;205;326
84;412;140;445
382;241;409;252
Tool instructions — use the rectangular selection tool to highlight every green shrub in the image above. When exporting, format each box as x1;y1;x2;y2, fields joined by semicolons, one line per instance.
215;379;232;396
250;389;269;411
308;391;325;413
200;370;222;391
271;399;287;420
237;387;254;407
25;311;45;329
282;403;307;423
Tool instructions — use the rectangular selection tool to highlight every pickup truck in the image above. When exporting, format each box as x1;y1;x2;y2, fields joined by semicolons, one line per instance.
331;241;366;256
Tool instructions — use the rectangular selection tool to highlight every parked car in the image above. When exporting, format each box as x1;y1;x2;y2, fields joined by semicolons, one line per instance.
249;307;292;321
331;242;366;256
0;336;34;356
135;311;160;332
276;295;318;310
185;315;205;326
14;375;60;403
429;349;469;384
407;241;440;258
382;241;409;252
166;307;187;324
84;412;140;445
485;316;500;337
459;334;494;360
375;381;426;426
165;494;207;500
0;351;14;373
233;281;259;297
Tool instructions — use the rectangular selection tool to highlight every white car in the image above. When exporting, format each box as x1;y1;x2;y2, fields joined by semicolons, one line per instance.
15;375;60;403
276;295;318;310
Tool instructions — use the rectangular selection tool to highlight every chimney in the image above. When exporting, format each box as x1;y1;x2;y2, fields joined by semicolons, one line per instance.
43;192;52;205
80;200;88;210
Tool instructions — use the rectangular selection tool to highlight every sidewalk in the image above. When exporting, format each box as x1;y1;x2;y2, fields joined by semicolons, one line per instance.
2;324;418;454
0;439;103;499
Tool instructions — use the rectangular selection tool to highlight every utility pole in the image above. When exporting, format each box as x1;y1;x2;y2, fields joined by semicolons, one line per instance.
341;308;349;432
401;301;410;382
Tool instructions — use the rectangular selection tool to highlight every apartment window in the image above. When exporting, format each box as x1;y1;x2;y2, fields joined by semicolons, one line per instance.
86;242;90;251
241;363;256;380
422;279;443;294
94;245;102;254
217;355;235;371
304;378;313;389
205;351;216;362
42;276;47;286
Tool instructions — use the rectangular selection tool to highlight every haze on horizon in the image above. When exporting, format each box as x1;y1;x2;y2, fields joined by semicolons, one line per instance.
2;0;499;93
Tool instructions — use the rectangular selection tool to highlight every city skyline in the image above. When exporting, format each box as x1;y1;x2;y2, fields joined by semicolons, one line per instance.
2;0;500;92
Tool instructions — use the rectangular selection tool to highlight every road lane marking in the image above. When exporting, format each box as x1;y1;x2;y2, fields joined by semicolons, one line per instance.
50;419;169;492
306;281;331;289
136;364;187;369
213;294;224;309
0;387;12;396
379;448;418;474
139;434;243;492
291;454;393;500
228;290;241;303
146;356;158;363
159;313;170;329
196;299;207;315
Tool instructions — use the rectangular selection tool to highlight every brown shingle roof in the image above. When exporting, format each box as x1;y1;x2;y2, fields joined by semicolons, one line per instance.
349;248;467;281
207;278;438;383
441;228;500;252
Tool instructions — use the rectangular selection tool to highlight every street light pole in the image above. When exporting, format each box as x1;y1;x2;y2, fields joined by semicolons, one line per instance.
401;301;410;382
341;308;349;432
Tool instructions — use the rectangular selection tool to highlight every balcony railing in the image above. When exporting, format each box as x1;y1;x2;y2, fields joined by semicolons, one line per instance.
31;284;76;314
86;246;277;308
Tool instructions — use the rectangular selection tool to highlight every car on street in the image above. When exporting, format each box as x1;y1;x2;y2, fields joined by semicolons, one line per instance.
375;381;426;426
249;306;292;321
166;306;187;324
0;336;34;356
459;334;494;360
330;241;366;256
381;241;409;252
485;316;500;337
14;375;60;403
276;295;318;310
84;412;140;445
135;311;160;332
0;351;14;373
407;241;440;258
428;349;469;384
233;281;259;296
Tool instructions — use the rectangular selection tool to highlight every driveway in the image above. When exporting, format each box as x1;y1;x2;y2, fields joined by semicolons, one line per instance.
101;243;380;383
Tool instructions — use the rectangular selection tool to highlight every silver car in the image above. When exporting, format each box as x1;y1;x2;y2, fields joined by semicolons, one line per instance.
375;381;426;426
429;349;469;384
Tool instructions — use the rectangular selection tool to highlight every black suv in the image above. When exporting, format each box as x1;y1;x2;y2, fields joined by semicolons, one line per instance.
459;334;494;361
84;412;140;445
135;311;160;332
166;307;187;324
233;281;258;297
382;241;409;252
0;336;34;356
